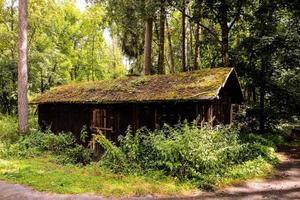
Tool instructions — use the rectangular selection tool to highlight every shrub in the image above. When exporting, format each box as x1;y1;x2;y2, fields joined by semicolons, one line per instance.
97;123;278;187
0;115;18;143
1;129;93;165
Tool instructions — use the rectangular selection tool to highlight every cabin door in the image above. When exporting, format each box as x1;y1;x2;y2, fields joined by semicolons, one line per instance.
91;108;113;140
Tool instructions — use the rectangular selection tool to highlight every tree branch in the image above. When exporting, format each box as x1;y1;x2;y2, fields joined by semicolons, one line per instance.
184;12;221;44
229;2;243;30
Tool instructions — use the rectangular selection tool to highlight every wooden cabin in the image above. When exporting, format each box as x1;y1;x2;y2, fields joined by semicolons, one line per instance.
32;68;243;143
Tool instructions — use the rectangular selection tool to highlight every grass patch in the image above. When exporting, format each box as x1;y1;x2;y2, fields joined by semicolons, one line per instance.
0;155;274;197
216;157;273;187
0;156;196;197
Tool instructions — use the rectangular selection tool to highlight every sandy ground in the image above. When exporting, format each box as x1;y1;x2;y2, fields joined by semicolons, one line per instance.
0;145;299;200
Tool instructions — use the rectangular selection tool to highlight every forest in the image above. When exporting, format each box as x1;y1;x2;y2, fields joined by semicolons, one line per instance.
0;0;299;198
0;0;299;132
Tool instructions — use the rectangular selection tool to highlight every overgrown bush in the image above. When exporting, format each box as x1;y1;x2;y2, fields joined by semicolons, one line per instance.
0;114;94;165
97;123;278;187
0;115;18;143
0;128;93;165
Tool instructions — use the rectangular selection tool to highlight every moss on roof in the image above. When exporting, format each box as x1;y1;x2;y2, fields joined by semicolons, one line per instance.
32;68;234;104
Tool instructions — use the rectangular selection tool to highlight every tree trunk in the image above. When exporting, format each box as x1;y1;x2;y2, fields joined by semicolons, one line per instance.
91;36;95;81
252;86;257;102
219;0;230;67
259;54;270;134
221;27;230;67
166;18;175;73
157;2;166;74
259;64;266;134
188;18;193;69
193;2;203;71
40;69;45;94
18;0;28;133
144;18;153;75
181;0;187;72
193;23;202;70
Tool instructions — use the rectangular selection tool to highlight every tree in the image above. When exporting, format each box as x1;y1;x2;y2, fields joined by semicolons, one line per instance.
192;0;203;70
166;16;175;73
144;18;153;75
181;0;187;72
18;0;28;133
203;0;248;67
234;0;300;132
157;0;166;74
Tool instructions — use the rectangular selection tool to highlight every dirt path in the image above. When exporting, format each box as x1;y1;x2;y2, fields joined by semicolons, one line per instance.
0;145;299;200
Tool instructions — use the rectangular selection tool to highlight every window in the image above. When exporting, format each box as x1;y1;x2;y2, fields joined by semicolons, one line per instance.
92;109;107;128
91;109;113;132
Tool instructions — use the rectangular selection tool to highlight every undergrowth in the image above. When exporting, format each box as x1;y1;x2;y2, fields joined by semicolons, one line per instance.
0;115;281;193
0;115;92;165
96;123;278;189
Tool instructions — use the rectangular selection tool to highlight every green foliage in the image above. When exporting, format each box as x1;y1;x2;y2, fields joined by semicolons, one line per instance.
94;133;128;171
0;115;18;143
0;0;126;114
1;129;93;165
97;123;278;188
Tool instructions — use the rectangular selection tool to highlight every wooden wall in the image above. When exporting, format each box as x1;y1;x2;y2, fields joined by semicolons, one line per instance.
38;99;233;143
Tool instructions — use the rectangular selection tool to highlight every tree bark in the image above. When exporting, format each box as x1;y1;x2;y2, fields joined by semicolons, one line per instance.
188;17;193;69
219;0;230;67
181;0;187;72
166;18;175;73
91;35;95;81
221;27;230;67
193;23;202;70
144;18;153;75
157;2;166;74
18;0;28;133
259;59;266;134
193;2;203;71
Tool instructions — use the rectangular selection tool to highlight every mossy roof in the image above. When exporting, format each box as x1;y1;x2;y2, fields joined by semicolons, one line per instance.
32;68;241;104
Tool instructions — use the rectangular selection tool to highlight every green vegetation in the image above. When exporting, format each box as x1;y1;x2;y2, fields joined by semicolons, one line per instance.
96;123;278;189
0;115;18;144
0;0;299;133
0;115;280;196
0;0;125;114
32;67;232;104
0;157;195;197
0;115;195;197
0;0;298;197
